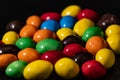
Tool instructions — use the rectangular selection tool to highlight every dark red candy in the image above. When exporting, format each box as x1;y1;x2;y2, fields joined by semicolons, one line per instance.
40;12;61;21
72;51;93;66
97;13;118;31
63;43;86;58
0;44;20;55
77;9;99;22
0;40;4;45
62;35;85;47
41;50;65;64
6;20;25;33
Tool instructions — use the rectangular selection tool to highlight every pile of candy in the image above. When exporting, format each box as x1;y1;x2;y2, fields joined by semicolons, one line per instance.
0;5;120;80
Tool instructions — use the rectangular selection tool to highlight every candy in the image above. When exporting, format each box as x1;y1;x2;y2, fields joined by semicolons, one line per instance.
63;43;86;58
61;5;81;17
82;26;104;42
6;20;24;33
72;51;93;66
85;36;107;55
82;60;106;79
5;60;27;78
73;18;94;37
62;35;85;46
0;44;20;55
2;31;19;44
97;13;118;30
95;48;115;69
40;20;59;32
19;24;38;38
59;16;76;28
77;8;99;22
33;29;55;43
0;54;17;70
106;34;120;54
26;15;41;28
17;48;41;63
56;28;75;41
55;57;80;79
15;37;36;49
36;38;63;54
41;50;65;64
23;60;53;80
40;12;61;21
105;24;120;37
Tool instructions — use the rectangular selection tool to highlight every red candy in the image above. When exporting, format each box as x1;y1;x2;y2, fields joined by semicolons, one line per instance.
40;12;61;21
41;50;65;64
63;43;86;57
82;60;106;79
77;9;99;22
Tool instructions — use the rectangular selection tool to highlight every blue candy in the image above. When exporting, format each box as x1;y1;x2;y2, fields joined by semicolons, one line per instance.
60;16;76;28
40;20;59;32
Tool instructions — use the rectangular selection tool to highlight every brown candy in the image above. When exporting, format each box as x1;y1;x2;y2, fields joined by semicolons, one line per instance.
97;13;118;31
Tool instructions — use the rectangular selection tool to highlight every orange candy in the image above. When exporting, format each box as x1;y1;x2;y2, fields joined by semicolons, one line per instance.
0;54;17;70
17;48;41;63
20;24;38;38
33;29;55;43
26;15;41;28
85;36;107;55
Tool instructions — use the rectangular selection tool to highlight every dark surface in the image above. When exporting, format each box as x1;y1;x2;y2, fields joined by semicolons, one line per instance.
0;0;120;80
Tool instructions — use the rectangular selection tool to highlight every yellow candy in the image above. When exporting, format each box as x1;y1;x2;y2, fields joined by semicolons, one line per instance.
23;60;53;80
55;57;79;79
61;5;81;17
105;24;120;37
95;48;115;69
107;34;120;54
73;18;94;37
56;28;75;41
2;31;19;44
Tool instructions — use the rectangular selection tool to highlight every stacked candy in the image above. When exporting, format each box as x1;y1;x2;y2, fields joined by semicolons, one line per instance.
0;5;120;80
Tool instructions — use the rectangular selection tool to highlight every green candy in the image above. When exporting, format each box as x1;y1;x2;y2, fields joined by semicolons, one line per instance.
36;38;63;54
5;60;27;78
82;26;104;42
15;37;36;49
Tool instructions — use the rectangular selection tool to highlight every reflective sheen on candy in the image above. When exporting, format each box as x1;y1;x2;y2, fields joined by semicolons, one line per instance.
20;24;38;38
56;28;75;41
61;5;81;17
85;36;107;55
15;37;36;49
55;57;80;79
2;31;19;44
82;26;104;42
5;60;27;78
95;48;115;69
82;60;106;79
40;20;59;32
40;12;61;21
17;48;41;63
59;16;76;28
23;60;53;80
106;34;120;54
73;18;94;37
41;50;64;64
6;20;24;33
105;24;120;37
77;8;99;22
62;35;85;46
97;13;118;30
33;29;55;43
26;15;41;28
36;38;63;54
0;44;20;55
0;54;17;70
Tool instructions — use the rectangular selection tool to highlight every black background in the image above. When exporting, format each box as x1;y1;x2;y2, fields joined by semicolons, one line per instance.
0;0;120;80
